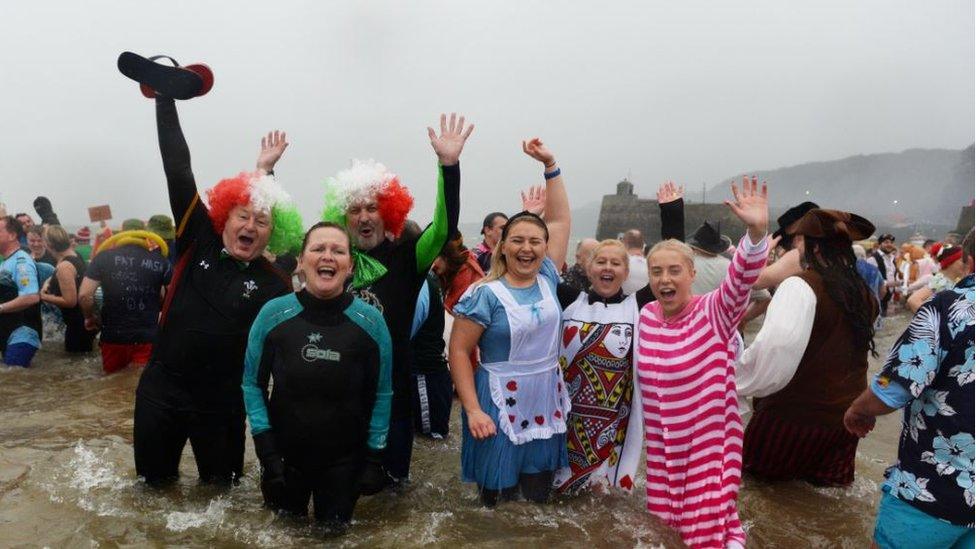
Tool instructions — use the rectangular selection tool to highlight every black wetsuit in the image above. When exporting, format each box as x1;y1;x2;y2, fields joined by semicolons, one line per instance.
350;164;459;480
49;254;96;353
243;290;392;524
133;97;291;485
410;273;451;438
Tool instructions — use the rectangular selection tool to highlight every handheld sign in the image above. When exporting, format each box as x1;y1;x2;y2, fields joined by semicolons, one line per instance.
88;205;112;223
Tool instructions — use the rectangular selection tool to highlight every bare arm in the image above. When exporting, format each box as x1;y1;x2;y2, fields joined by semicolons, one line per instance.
843;387;897;438
754;247;802;290
79;277;100;324
523;138;570;269
906;286;933;314
41;262;78;308
0;293;39;313
448;316;496;440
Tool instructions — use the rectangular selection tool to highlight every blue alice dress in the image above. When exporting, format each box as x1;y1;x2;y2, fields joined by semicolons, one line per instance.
454;258;570;490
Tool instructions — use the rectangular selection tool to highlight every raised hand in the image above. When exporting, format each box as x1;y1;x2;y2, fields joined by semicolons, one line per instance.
520;185;547;216
656;180;684;204
256;130;289;174
724;175;769;242
522;138;556;167
427;113;474;166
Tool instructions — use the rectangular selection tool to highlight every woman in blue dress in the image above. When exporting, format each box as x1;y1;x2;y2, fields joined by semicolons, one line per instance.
449;138;571;506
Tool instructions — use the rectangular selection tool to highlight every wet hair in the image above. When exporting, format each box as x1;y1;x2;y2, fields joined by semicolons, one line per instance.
481;212;508;235
647;239;695;269
482;212;549;284
300;221;351;255
0;216;24;241
44;225;72;253
437;234;472;290
803;236;877;357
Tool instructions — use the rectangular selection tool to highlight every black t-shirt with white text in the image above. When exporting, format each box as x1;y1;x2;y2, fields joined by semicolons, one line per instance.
86;245;172;343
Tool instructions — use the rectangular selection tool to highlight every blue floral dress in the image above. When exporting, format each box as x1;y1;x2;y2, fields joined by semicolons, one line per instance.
871;275;974;526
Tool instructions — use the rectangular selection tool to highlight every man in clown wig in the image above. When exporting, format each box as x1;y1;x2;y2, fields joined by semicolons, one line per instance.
133;94;304;486
322;113;472;485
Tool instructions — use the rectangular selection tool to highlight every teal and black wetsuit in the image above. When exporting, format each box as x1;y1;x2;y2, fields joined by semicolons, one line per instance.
351;163;459;480
243;290;392;523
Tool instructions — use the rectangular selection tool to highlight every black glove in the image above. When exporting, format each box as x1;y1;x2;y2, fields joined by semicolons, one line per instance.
253;431;287;508
32;196;60;226
358;449;389;496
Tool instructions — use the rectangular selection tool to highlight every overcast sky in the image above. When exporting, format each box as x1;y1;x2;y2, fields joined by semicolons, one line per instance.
1;1;972;227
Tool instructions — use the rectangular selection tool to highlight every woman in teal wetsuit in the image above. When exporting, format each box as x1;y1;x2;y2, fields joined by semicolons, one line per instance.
243;222;392;529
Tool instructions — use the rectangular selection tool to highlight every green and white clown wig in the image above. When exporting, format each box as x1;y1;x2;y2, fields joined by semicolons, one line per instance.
206;172;304;255
321;159;414;238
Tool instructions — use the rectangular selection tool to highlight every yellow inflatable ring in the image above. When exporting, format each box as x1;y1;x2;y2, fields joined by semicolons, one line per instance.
95;230;169;258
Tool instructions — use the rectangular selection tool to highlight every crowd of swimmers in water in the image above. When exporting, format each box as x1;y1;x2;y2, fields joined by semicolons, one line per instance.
0;53;972;548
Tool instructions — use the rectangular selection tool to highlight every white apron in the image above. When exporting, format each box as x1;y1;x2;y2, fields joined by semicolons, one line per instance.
480;275;571;445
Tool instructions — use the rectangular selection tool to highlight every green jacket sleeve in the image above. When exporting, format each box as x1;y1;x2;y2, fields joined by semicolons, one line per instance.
415;164;460;273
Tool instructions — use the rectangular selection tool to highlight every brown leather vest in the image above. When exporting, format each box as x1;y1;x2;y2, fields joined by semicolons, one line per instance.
753;270;877;427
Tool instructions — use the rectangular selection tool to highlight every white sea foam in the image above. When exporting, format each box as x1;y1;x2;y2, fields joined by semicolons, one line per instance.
165;498;230;532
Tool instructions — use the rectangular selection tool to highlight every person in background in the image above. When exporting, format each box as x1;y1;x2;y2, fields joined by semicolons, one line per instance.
867;233;899;316
147;214;177;265
687;220;732;295
410;269;452;440
434;233;485;314
26;226;56;266
620;230;647;295
74;227;93;262
0;216;41;367
14;213;34;249
853;243;885;305
844;230;974;549
906;242;970;313
473;212;508;273
40;225;97;353
562;238;598;294
80;221;172;374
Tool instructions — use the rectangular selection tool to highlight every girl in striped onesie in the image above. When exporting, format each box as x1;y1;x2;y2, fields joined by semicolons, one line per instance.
636;177;769;549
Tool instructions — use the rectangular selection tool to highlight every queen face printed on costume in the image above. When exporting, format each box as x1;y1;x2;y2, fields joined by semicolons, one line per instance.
602;323;633;359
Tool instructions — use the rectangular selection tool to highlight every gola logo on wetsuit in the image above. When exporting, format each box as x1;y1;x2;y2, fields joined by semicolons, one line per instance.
301;332;341;363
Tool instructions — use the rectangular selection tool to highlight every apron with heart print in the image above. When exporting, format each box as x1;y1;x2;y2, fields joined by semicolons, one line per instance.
480;275;571;445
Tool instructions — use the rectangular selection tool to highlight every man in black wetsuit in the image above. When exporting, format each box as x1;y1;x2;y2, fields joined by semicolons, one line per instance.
322;113;471;484
132;96;302;486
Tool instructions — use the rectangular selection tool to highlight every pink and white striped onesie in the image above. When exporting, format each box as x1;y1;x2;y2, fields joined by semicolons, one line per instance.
636;236;767;549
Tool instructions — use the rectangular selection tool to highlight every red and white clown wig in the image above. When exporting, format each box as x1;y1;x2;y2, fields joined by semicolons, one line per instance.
205;172;304;254
321;159;414;239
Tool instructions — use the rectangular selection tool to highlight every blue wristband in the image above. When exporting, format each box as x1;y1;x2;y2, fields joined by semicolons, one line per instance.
544;167;561;180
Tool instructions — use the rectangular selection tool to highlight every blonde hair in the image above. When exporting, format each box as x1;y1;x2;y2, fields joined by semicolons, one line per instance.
43;224;72;253
589;239;629;267
647;238;695;268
